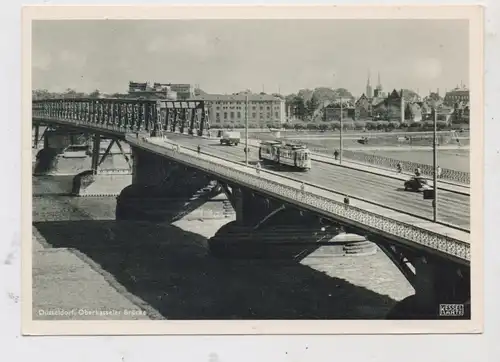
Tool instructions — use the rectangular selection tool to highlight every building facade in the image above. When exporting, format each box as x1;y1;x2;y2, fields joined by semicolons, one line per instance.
169;84;195;100
128;82;177;100
192;93;286;126
323;100;357;121
444;85;469;106
355;94;372;119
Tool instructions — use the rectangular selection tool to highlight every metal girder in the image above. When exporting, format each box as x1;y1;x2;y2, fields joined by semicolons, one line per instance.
32;98;207;136
377;243;417;286
219;182;235;209
114;139;132;170
90;134;101;174
97;139;116;167
252;204;286;230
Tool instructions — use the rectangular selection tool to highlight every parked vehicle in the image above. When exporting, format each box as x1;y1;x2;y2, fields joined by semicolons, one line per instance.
220;131;241;146
404;176;433;192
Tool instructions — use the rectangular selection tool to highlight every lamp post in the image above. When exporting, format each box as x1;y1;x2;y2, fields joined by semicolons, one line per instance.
432;106;438;222
339;99;343;164
245;94;249;165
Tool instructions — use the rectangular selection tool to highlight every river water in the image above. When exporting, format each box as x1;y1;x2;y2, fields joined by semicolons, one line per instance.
32;173;414;320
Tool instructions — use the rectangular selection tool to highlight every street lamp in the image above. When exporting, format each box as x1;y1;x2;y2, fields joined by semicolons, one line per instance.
340;99;343;164
245;94;249;165
432;106;439;222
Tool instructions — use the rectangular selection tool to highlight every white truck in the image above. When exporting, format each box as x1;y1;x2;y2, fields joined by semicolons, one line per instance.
220;131;241;146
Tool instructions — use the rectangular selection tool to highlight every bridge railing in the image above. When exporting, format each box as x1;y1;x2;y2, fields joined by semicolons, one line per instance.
311;147;470;185
32;98;210;137
132;135;470;264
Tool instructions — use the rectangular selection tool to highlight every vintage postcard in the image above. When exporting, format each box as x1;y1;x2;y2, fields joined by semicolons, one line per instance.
22;5;483;335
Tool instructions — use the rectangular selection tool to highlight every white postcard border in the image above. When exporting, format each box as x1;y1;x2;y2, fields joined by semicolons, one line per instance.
21;4;484;335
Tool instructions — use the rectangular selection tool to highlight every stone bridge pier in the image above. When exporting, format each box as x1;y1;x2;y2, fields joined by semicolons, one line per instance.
33;128;90;175
209;183;377;260
32;127;134;196
115;147;224;222
213;182;471;319
375;238;471;319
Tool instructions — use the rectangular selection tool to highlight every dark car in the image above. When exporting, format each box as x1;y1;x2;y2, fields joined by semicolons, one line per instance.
404;176;433;192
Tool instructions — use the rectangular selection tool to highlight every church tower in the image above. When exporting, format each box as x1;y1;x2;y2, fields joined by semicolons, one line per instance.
366;70;373;98
377;72;383;91
374;72;383;97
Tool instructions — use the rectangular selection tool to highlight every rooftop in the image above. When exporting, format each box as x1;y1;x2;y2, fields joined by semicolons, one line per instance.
191;93;283;102
446;85;469;94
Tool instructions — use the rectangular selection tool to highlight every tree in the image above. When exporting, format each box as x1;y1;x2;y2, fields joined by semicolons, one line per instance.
401;89;419;101
32;89;55;100
297;89;314;102
89;89;101;98
374;103;388;120
306;95;321;118
318;123;328;131
312;87;337;103
333;88;353;98
291;96;307;121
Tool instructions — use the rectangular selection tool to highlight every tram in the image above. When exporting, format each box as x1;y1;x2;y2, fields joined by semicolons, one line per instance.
258;140;312;171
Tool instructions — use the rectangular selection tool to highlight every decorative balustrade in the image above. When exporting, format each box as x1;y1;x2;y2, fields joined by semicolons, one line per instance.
32;98;209;137
131;135;470;263
312;147;470;185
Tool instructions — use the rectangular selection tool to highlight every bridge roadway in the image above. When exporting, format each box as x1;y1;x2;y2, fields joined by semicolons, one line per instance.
165;133;470;230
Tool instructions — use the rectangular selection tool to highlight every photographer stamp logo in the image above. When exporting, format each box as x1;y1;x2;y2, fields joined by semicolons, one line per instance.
439;304;465;317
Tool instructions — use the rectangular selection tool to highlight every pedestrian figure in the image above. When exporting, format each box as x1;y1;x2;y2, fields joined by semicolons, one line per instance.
437;166;442;178
343;194;350;205
256;161;261;174
415;167;421;177
197;145;201;154
300;182;305;193
396;162;402;173
334;149;339;160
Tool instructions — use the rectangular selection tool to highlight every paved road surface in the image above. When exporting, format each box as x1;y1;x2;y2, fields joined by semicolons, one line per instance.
167;134;470;229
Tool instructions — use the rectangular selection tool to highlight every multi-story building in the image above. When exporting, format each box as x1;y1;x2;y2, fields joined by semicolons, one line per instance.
169;84;195;100
323;99;357;121
127;82;196;100
444;84;469;106
128;81;177;100
192;93;286;126
355;94;372;119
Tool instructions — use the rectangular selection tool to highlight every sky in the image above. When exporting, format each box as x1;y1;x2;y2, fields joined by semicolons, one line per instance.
32;19;469;97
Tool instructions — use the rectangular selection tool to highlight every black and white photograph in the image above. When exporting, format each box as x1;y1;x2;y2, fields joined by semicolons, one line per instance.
24;5;483;334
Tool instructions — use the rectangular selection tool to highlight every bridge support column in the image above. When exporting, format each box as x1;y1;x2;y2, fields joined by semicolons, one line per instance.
209;186;357;259
90;134;101;174
33;129;89;175
386;254;470;319
71;135;133;197
116;147;225;222
232;188;245;224
33;125;40;149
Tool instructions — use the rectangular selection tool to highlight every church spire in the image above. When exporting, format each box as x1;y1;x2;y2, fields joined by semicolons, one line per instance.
377;72;381;88
366;69;373;98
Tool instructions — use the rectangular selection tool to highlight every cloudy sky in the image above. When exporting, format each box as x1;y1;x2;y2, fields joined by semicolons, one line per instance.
32;19;469;96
